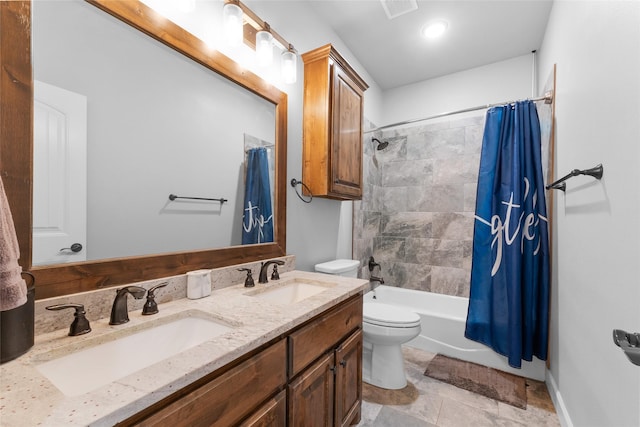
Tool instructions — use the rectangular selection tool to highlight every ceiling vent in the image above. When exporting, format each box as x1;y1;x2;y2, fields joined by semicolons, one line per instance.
380;0;418;20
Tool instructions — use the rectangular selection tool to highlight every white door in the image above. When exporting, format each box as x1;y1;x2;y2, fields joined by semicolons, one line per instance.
32;80;87;265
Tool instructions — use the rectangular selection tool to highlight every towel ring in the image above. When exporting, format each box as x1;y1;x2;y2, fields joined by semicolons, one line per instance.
21;271;35;287
290;179;313;203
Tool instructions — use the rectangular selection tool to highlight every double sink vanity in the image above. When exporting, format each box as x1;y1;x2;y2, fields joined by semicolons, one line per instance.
0;266;368;426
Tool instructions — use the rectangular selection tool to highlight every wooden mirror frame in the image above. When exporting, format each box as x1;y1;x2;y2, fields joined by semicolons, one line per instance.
0;1;287;299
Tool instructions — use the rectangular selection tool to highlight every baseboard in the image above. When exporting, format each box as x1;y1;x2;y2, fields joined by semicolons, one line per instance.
546;369;573;427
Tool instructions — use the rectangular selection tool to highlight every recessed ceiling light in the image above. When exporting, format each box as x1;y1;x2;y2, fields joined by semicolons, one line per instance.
421;20;448;39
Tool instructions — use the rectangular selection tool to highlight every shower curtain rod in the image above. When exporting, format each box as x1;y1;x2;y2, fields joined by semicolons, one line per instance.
364;91;553;134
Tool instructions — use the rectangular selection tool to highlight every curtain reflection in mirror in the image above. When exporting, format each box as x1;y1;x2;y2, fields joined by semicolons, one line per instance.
242;135;274;244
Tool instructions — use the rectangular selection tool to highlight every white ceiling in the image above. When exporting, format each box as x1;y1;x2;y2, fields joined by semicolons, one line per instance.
306;0;553;90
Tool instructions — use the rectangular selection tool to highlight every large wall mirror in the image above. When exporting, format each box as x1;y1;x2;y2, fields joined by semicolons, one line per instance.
0;0;287;299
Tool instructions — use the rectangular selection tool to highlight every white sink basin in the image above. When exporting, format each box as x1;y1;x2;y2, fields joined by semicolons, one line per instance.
37;315;232;396
248;280;335;304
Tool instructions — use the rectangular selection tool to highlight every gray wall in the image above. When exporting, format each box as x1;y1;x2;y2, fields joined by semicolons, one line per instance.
538;1;640;426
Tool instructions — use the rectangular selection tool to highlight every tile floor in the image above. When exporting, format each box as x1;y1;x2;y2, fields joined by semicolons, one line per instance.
356;347;561;427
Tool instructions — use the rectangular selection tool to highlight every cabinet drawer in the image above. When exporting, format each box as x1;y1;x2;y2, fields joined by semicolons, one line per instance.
136;339;287;427
239;389;286;427
288;296;362;377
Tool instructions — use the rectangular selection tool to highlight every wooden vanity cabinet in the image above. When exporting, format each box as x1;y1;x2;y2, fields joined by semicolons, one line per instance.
120;294;363;427
131;339;287;427
302;44;368;200
288;295;363;426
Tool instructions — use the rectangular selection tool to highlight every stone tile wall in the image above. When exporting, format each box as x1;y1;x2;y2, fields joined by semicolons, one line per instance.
354;114;485;298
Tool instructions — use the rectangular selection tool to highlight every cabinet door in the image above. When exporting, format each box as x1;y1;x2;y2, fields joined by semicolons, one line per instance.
334;329;363;427
288;352;335;427
289;295;362;378
134;340;286;427
330;63;363;199
239;390;286;427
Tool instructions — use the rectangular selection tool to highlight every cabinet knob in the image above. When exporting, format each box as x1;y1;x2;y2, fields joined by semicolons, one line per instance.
339;360;346;367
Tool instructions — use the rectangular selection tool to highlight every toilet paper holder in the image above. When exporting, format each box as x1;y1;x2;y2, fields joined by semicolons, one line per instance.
613;329;640;366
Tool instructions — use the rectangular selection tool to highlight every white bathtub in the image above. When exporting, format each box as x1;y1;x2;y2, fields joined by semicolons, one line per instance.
364;285;546;381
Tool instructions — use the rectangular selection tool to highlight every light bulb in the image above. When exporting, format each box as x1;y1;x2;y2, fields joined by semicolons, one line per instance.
281;48;297;84
223;2;243;47
421;20;448;39
256;30;273;67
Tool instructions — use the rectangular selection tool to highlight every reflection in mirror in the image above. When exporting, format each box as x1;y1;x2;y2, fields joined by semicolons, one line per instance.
0;0;287;299
242;135;275;245
32;0;276;266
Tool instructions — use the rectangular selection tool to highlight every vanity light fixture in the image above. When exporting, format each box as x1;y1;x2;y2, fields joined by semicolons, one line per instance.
256;24;274;67
222;0;297;83
281;44;297;84
421;20;448;39
223;0;243;47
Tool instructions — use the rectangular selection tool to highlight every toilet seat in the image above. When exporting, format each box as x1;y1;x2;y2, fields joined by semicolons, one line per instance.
363;303;421;328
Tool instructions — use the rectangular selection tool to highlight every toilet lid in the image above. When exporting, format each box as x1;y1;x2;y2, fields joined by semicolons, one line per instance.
363;303;421;328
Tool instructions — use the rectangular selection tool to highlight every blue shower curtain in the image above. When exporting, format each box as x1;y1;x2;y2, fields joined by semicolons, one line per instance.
464;100;550;368
242;147;273;244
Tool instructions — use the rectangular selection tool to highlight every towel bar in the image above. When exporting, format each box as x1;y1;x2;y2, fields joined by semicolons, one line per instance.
168;194;228;204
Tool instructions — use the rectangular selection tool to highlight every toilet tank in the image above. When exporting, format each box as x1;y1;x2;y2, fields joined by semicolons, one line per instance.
314;259;360;278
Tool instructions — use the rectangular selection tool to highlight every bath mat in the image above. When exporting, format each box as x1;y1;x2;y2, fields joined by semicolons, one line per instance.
362;381;419;405
424;354;527;409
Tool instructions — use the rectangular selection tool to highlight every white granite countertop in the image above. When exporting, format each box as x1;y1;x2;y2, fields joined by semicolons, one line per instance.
0;271;368;426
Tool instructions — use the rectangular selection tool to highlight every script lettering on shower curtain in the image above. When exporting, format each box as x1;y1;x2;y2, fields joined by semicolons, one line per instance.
475;178;548;276
243;201;273;244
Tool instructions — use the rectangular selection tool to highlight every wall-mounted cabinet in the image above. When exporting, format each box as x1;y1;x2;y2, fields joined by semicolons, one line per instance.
302;44;368;200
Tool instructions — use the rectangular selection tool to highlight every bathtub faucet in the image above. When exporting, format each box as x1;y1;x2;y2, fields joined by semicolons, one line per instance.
370;275;385;285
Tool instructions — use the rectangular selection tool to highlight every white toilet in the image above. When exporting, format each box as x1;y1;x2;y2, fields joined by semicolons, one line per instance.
314;259;422;390
361;301;421;389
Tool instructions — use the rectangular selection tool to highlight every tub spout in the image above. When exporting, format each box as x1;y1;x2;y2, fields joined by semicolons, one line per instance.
370;275;384;285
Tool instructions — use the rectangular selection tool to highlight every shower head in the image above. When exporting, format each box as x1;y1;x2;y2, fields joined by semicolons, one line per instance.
372;137;389;151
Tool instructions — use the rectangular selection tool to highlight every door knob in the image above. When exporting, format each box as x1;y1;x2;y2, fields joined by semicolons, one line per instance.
60;243;83;253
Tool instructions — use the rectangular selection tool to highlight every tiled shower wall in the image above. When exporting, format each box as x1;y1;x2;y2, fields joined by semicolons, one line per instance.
353;114;485;298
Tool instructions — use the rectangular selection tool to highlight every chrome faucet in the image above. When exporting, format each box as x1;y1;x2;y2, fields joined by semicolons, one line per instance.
258;259;285;284
109;286;146;325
